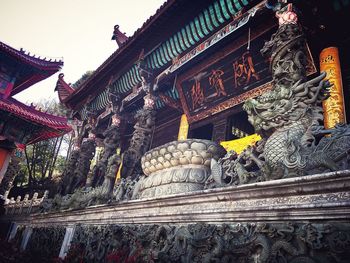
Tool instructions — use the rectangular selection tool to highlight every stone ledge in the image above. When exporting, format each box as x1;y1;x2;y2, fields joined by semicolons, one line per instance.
2;170;350;226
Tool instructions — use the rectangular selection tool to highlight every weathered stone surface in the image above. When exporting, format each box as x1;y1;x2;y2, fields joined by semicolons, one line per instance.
63;222;350;263
139;139;226;198
2;170;349;226
141;139;226;175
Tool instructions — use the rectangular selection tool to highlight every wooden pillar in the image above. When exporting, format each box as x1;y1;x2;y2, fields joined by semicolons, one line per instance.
0;140;15;184
320;47;347;128
0;148;12;183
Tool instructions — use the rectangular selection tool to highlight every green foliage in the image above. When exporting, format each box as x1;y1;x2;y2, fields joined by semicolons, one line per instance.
13;98;72;195
71;70;94;89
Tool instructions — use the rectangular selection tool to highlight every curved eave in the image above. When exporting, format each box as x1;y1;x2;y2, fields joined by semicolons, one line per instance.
10;72;59;96
0;41;63;71
0;97;72;134
0;41;63;96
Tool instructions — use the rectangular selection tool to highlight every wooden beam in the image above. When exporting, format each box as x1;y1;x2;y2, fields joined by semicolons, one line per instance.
158;94;182;111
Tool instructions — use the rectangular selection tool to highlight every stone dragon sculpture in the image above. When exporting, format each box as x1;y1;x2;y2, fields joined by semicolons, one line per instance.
121;96;156;179
91;125;120;188
59;147;80;195
208;4;350;187
66;136;96;193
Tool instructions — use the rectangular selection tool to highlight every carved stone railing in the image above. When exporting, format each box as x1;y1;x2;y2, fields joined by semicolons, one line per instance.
140;139;226;198
2;170;349;226
3;190;49;215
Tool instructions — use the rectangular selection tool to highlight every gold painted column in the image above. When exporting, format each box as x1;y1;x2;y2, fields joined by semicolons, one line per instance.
178;114;189;140
320;47;347;128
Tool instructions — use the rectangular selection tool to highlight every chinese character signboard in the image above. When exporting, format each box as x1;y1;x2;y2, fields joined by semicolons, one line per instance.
177;28;316;124
177;30;273;124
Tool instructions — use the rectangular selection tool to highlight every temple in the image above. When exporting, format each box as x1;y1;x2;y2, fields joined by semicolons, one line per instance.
1;0;350;262
0;41;71;185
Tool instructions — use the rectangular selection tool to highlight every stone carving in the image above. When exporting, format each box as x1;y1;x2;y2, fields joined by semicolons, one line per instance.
208;4;350;187
5;191;49;214
25;226;65;261
140;139;226;198
66;222;350;263
121;95;156;179
120;53;159;180
59;147;80;195
40;185;118;212
113;176;140;202
91;125;120;188
66;137;96;194
12;225;25;248
100;153;121;196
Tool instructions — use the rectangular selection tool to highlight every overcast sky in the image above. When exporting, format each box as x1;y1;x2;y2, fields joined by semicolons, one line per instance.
0;0;166;104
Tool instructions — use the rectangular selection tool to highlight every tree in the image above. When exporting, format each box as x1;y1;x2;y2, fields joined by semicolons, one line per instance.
71;70;94;89
14;98;72;194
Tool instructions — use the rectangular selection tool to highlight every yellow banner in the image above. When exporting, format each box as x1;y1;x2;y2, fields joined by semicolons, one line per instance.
178;114;189;140
220;134;261;154
320;47;346;128
115;156;123;182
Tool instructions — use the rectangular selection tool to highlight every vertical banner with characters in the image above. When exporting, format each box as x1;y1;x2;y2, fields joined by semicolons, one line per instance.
320;47;347;128
178;114;189;140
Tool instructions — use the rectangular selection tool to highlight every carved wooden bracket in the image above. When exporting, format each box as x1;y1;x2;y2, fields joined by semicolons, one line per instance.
158;94;182;111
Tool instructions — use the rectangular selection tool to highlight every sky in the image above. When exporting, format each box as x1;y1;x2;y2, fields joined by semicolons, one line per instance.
0;0;166;104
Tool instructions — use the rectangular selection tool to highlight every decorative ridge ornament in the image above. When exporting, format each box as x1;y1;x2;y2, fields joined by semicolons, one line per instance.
111;114;121;127
276;3;297;25
143;94;156;109
111;25;129;48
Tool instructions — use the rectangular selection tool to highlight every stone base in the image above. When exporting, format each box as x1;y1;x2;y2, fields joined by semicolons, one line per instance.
139;139;226;198
139;165;210;198
1;170;350;262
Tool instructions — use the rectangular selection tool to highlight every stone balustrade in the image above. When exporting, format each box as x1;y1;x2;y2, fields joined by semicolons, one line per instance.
1;170;349;225
3;190;49;215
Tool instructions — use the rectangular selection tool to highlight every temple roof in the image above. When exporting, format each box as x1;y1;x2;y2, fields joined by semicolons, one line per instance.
0;41;63;96
62;0;259;116
0;97;72;144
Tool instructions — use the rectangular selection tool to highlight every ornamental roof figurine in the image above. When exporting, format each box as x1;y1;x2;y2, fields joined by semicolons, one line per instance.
276;3;298;25
111;25;129;47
